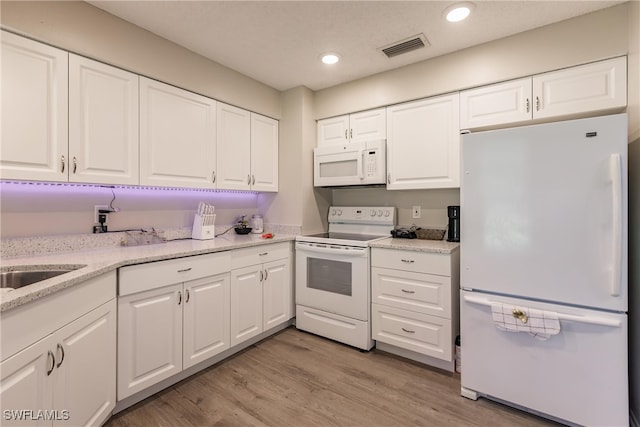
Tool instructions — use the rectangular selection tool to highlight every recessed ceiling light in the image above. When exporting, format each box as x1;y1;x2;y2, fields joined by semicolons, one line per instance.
444;2;474;22
321;53;340;65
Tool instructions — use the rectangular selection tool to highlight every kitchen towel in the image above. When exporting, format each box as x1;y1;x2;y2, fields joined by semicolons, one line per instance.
490;303;561;341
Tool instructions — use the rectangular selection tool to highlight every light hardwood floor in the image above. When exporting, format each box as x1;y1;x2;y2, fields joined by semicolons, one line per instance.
105;327;561;427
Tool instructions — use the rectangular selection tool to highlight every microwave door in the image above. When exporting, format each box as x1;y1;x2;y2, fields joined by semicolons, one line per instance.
314;147;364;187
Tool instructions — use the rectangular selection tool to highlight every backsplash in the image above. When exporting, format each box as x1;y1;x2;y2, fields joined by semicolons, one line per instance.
1;223;301;258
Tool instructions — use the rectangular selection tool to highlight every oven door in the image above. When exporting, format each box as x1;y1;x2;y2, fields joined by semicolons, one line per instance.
295;241;369;320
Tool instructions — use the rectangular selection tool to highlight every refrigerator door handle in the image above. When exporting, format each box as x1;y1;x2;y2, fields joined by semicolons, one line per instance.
610;153;622;297
462;295;622;328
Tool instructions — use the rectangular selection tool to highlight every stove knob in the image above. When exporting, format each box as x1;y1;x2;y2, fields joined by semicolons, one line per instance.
331;209;337;216
370;209;376;217
384;210;390;217
377;210;383;217
337;209;343;215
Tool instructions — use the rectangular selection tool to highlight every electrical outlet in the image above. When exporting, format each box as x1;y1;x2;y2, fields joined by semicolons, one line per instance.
412;205;421;219
94;205;109;223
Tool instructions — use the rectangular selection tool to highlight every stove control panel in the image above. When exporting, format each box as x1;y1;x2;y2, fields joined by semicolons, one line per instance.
328;206;395;224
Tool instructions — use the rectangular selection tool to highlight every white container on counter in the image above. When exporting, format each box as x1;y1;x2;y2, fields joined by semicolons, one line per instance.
250;214;263;233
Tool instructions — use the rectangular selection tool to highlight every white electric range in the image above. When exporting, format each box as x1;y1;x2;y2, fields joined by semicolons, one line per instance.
295;206;396;350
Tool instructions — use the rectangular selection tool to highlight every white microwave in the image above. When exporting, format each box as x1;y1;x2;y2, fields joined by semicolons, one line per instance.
313;140;386;187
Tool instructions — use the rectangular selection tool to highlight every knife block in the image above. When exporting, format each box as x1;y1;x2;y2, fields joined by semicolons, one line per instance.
192;213;216;240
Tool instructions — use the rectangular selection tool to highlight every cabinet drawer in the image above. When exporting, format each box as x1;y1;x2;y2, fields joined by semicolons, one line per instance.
119;252;231;296
231;242;290;269
372;304;452;361
371;248;450;276
372;267;451;318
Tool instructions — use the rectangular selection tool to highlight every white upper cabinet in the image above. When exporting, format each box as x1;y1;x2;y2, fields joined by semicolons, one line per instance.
1;31;68;182
317;108;386;146
250;113;279;192
69;54;139;185
460;57;627;129
532;56;627;119
216;102;251;190
386;93;460;190
460;78;532;129
140;77;217;189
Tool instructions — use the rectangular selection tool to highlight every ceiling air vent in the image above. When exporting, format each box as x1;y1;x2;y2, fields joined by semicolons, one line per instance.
379;34;429;58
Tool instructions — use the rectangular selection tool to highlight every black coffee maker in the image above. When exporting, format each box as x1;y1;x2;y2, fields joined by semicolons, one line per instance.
447;206;460;242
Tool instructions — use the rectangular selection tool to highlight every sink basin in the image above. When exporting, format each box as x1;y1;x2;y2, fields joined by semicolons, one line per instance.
0;265;85;290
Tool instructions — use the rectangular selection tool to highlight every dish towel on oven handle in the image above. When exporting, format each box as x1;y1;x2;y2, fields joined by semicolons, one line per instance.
490;303;561;341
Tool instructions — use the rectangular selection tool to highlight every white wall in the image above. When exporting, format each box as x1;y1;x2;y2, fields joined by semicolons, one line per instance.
315;4;630;120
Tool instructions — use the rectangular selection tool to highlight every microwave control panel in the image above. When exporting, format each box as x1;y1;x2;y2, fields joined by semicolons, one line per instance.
365;150;378;178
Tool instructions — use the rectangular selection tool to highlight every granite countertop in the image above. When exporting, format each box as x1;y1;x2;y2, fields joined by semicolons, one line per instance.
0;233;295;312
370;237;460;254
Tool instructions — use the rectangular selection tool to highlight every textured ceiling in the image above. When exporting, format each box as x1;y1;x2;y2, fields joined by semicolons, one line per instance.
88;1;625;91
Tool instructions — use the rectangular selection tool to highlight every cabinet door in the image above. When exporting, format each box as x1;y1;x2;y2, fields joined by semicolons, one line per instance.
216;102;251;190
139;77;216;188
0;336;54;427
533;57;627;120
183;274;230;369
117;283;183;400
262;258;291;330
53;300;116;427
386;93;460;190
317;115;349;146
460;78;532;129
230;265;263;346
250;113;279;192
349;108;386;143
69;54;139;185
1;31;68;182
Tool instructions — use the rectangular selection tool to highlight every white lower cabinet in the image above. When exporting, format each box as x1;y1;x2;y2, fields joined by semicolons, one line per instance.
117;252;231;400
0;299;116;427
371;247;459;371
230;243;292;346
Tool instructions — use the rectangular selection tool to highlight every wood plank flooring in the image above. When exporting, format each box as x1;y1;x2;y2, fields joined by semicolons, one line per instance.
105;327;561;427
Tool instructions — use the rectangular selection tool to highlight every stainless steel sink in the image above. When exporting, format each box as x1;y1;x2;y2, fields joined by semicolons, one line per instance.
0;265;85;290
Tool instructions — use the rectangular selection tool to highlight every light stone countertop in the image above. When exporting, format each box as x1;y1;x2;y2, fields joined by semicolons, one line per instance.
370;237;460;254
1;233;295;312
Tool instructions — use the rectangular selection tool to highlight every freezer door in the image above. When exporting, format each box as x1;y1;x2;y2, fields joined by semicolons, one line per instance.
461;114;628;311
460;291;628;427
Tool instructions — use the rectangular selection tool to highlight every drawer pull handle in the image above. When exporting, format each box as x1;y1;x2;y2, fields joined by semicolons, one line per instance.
177;268;192;273
259;252;268;256
401;289;415;294
178;291;182;305
401;328;415;334
185;289;190;303
401;259;414;263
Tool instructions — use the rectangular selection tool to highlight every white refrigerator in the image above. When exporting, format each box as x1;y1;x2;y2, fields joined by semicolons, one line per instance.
460;113;629;426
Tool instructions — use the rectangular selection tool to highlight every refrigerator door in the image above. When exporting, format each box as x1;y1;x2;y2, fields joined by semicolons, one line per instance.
461;114;627;311
460;290;629;427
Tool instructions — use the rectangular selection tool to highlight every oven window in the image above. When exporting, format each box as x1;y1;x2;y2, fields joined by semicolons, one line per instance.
307;258;352;296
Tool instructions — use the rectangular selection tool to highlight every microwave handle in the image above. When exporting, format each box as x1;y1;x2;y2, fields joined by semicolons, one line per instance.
358;150;364;180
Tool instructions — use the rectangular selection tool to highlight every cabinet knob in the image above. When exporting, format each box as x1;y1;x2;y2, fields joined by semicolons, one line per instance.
212;170;216;183
536;96;541;111
72;156;77;174
264;269;268;281
259;270;264;282
61;156;66;173
251;175;256;186
185;289;190;303
387;172;391;184
526;98;530;113
178;290;182;305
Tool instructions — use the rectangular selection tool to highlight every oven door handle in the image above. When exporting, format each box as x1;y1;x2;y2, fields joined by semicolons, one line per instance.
296;242;368;257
